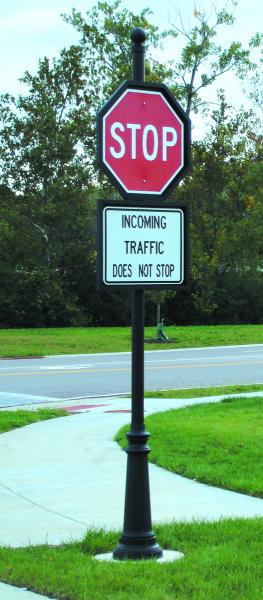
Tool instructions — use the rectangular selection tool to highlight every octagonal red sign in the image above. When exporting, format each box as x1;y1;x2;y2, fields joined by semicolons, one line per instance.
97;81;191;199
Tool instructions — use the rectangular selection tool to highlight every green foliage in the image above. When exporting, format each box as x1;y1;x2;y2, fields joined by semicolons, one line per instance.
167;92;263;323
0;1;165;327
0;0;262;326
0;409;68;434
0;48;93;195
63;0;168;101
166;2;259;114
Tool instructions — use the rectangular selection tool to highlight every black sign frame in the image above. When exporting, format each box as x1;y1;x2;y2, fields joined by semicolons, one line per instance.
97;199;189;290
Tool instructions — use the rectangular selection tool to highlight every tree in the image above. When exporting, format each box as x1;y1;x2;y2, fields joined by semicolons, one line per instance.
0;1;169;327
165;93;263;323
166;1;261;116
0;46;98;326
1;0;262;326
63;0;169;100
150;0;261;325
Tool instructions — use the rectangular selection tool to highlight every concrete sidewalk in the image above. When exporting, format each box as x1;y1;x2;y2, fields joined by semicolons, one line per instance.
1;393;263;599
0;582;55;600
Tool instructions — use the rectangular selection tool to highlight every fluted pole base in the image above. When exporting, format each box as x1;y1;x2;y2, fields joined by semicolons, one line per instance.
113;430;163;560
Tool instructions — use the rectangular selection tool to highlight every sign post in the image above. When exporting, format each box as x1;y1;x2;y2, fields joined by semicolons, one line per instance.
113;27;162;561
96;27;191;560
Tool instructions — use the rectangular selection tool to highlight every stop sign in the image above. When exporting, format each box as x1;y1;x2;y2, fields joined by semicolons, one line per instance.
97;81;191;199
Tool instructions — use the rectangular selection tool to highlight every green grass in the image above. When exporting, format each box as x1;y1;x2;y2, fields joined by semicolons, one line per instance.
144;383;263;399
116;396;263;498
1;395;263;599
1;323;263;357
0;520;263;600
0;408;68;434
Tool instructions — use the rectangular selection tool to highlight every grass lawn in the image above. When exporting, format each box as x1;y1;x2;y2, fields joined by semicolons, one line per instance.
0;397;263;598
0;408;68;434
1;323;263;357
144;382;263;399
117;395;263;497
0;519;263;600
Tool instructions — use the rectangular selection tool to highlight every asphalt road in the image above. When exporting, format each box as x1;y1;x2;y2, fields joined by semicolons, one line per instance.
0;344;263;407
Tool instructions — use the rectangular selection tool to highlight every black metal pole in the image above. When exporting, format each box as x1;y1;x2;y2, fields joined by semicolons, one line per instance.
113;27;163;561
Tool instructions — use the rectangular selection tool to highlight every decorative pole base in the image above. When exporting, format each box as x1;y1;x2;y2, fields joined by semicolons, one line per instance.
113;535;163;561
113;429;163;561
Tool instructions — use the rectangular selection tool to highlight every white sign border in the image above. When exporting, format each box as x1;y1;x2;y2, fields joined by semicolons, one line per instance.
102;205;185;286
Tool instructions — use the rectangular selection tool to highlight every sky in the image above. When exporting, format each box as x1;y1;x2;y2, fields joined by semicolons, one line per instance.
0;0;261;137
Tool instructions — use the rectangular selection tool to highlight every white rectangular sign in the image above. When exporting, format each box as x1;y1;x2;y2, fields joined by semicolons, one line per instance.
102;205;185;286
